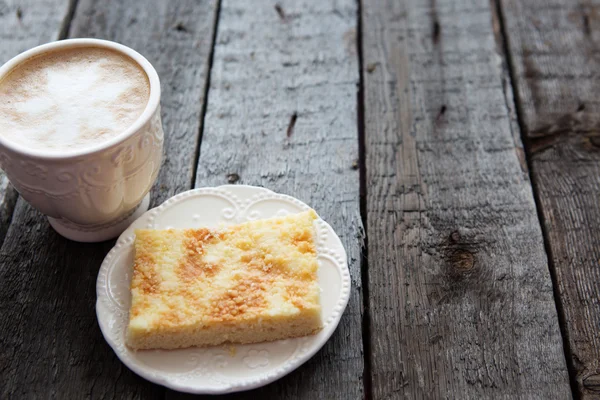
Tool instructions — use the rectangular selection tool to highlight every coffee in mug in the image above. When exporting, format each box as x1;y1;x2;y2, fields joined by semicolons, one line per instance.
0;47;150;152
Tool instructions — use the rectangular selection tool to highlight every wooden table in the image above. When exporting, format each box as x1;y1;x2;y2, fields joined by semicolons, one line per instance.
1;0;598;399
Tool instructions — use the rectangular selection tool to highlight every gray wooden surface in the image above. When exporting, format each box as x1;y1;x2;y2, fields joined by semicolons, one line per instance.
188;0;363;398
1;0;600;398
362;0;571;398
500;0;600;398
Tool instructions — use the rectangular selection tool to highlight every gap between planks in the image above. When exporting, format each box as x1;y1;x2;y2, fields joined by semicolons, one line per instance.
356;0;373;399
58;0;80;40
190;0;222;190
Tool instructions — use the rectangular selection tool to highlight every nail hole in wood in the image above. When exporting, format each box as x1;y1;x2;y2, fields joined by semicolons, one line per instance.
226;173;240;184
583;13;591;36
432;21;440;43
577;103;585;112
286;112;298;138
436;105;447;122
275;4;286;20
449;230;460;243
366;63;378;73
174;22;188;32
351;159;359;170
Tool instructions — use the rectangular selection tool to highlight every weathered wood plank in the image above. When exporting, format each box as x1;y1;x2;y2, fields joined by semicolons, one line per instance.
0;0;218;397
0;0;74;244
499;0;600;398
184;0;363;398
362;0;571;398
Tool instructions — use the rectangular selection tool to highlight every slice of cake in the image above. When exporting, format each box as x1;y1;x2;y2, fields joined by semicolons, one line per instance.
126;210;322;350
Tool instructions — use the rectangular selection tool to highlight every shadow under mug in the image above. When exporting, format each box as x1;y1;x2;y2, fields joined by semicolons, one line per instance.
0;38;164;242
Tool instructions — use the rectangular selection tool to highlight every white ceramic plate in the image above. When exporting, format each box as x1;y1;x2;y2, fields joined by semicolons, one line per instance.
96;185;351;394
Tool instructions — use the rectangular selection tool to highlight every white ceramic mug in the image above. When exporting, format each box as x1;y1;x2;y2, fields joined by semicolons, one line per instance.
0;39;164;242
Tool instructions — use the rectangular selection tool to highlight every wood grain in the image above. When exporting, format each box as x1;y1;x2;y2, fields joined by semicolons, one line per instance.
186;0;364;398
362;0;571;398
499;0;600;398
0;0;218;397
0;0;72;59
0;0;74;245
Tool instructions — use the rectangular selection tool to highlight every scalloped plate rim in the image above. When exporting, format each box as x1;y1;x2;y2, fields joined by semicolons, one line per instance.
95;185;351;394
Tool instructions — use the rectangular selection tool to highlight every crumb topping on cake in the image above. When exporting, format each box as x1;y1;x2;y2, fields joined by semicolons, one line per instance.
126;210;322;349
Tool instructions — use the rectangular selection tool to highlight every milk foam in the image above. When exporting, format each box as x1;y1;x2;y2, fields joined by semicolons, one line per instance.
0;47;150;152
